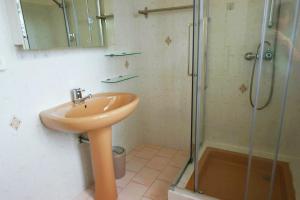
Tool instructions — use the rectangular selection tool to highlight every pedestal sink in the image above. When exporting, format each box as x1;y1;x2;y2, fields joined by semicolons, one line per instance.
39;92;139;200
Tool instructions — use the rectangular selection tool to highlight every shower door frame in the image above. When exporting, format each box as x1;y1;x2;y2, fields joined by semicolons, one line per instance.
192;0;206;192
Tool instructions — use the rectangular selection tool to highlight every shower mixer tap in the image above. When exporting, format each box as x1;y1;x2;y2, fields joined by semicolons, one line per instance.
264;48;274;60
71;88;92;104
244;41;274;61
244;49;273;61
244;52;257;61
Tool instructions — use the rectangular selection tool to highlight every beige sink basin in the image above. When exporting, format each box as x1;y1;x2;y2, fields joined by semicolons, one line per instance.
39;92;139;200
40;92;139;133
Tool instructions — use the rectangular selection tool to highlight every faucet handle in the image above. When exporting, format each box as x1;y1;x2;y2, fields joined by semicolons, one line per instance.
76;88;85;95
71;88;85;102
71;88;92;104
73;88;85;92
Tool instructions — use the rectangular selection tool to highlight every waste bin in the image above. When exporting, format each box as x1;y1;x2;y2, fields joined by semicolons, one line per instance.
113;146;126;179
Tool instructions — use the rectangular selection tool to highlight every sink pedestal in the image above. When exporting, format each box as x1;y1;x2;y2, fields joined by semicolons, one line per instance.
39;93;139;200
88;127;117;200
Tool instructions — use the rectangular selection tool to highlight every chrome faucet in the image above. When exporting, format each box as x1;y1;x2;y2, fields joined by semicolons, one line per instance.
71;88;92;104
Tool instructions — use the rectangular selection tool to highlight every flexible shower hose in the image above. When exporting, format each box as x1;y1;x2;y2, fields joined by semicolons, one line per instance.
249;41;276;110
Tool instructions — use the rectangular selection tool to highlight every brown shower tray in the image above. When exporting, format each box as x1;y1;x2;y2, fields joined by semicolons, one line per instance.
186;147;295;200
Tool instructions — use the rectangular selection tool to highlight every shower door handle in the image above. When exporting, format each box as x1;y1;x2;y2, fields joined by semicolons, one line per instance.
268;0;275;27
202;17;208;90
187;17;208;87
188;23;193;76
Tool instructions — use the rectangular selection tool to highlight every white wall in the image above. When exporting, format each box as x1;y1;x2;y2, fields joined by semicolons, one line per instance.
132;0;193;150
0;0;142;199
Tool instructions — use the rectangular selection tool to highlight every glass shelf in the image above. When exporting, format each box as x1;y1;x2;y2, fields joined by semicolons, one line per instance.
101;75;138;83
105;52;142;57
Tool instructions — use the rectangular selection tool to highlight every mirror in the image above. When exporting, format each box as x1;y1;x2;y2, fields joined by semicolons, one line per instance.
17;0;112;50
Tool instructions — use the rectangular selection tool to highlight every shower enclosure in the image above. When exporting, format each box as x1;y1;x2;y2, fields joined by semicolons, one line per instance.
172;0;300;199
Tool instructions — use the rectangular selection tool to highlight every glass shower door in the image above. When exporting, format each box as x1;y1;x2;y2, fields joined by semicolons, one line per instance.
246;0;300;199
191;0;300;199
191;0;266;197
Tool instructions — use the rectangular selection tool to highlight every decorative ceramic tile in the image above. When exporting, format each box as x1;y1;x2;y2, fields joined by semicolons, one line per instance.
226;2;235;11
239;84;248;94
10;116;21;130
165;36;172;46
125;60;129;69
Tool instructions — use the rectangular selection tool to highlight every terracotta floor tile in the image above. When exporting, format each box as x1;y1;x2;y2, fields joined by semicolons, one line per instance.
133;144;145;151
126;157;148;172
158;165;181;183
128;149;139;155
132;167;160;187
135;148;158;160
169;154;188;168
146;156;170;171
75;145;185;200
127;147;153;161
126;153;136;162
157;148;177;158
144;144;162;151
141;197;152;200
116;171;136;188
144;180;170;200
176;150;190;157
118;182;148;200
117;187;123;194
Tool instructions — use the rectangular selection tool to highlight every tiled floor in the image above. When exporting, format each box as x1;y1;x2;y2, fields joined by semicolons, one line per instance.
74;144;189;200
